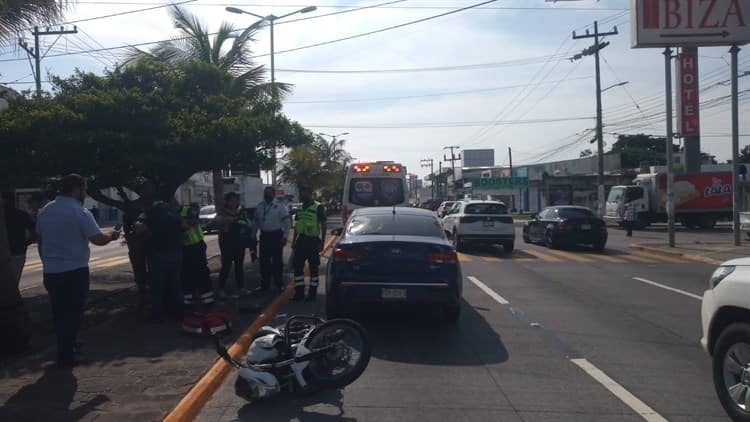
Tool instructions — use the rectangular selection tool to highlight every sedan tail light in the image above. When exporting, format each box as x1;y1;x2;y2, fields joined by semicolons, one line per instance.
558;220;571;230
427;251;458;264
333;247;364;263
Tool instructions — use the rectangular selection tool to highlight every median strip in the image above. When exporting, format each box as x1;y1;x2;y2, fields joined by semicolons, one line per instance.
163;284;294;422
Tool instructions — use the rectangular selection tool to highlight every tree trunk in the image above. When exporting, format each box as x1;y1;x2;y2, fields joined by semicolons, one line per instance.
213;170;224;210
0;198;32;355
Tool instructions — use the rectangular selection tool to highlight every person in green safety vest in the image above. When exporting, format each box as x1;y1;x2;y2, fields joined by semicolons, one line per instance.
179;203;214;309
291;186;327;301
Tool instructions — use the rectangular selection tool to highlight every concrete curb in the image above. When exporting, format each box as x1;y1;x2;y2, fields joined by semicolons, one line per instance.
163;284;294;422
629;243;724;266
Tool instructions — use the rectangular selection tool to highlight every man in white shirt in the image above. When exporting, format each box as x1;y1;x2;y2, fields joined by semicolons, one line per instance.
253;187;290;292
36;174;120;368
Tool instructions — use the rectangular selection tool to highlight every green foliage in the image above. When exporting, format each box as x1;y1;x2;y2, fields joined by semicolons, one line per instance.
610;134;677;169
279;136;352;201
0;0;71;45
0;59;313;207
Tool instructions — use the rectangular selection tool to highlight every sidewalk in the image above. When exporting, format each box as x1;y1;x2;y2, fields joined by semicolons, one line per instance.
630;241;750;265
0;249;279;421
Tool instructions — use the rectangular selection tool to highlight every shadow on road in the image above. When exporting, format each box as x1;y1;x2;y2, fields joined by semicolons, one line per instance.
0;367;109;422
354;299;509;366
236;389;356;422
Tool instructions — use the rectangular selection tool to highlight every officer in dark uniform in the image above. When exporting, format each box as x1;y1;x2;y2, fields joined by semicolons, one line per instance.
292;186;327;301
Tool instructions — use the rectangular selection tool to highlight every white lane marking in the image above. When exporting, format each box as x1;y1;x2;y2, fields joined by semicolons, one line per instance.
632;277;701;300
571;358;667;422
467;276;509;305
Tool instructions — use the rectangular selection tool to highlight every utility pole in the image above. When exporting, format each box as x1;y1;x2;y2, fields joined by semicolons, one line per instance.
664;47;676;248
731;45;742;246
573;21;618;218
443;146;461;200
420;158;435;200
19;26;78;96
509;147;516;211
438;162;443;199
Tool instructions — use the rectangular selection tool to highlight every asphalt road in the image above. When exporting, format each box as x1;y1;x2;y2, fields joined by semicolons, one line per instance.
199;224;730;421
18;234;221;293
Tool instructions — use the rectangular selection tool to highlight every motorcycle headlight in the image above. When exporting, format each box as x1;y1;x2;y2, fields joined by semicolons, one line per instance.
710;266;735;288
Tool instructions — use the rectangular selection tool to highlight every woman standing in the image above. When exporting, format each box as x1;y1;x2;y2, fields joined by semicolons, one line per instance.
216;192;252;299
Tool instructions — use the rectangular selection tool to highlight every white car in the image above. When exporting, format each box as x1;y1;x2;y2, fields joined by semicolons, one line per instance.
437;201;457;218
442;200;515;253
701;258;750;421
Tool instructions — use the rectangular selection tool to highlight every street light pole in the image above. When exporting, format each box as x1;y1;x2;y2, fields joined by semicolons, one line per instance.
226;5;317;189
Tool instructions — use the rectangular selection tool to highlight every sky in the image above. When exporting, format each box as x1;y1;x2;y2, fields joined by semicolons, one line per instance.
0;0;748;181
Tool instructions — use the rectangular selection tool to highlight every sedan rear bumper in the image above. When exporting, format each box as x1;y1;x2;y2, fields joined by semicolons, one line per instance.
328;281;460;309
554;231;606;245
460;234;515;243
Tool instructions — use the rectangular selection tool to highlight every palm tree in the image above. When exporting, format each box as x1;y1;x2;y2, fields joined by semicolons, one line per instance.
127;5;291;208
0;0;71;44
1;0;72;354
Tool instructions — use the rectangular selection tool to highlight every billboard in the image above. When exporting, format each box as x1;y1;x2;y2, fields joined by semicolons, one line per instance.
632;0;750;48
656;172;733;212
676;49;700;136
472;177;528;190
463;149;495;168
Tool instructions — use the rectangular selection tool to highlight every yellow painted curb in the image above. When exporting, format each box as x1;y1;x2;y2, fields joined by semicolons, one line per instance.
163;284;294;422
629;244;724;266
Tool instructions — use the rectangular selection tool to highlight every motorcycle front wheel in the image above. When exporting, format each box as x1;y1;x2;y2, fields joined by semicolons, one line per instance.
303;319;371;389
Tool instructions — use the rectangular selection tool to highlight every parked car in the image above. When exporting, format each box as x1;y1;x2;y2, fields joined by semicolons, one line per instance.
437;201;457;218
523;206;607;250
442;200;515;253
199;205;217;233
326;207;462;322
701;259;750;421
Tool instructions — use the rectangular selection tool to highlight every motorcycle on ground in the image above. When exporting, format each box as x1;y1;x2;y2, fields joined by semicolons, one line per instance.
214;315;371;401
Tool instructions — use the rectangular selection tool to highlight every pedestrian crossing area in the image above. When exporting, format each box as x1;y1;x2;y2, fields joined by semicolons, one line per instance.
456;248;702;265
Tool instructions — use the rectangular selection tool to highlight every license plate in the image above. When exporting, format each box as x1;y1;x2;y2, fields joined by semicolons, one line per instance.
580;224;591;230
483;221;495;227
381;288;407;299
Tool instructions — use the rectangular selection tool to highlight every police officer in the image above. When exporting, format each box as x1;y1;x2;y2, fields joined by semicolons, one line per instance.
179;203;214;309
292;186;327;301
253;187;291;292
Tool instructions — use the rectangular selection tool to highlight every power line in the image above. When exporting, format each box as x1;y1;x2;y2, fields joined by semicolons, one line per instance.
0;0;496;62
302;116;595;129
0;0;403;61
68;2;629;11
276;53;577;74
286;76;593;104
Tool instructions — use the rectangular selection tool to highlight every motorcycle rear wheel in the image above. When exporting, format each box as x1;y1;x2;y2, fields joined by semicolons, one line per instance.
303;319;371;389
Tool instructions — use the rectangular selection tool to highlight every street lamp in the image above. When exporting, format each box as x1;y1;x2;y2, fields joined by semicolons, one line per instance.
226;5;317;188
601;81;629;93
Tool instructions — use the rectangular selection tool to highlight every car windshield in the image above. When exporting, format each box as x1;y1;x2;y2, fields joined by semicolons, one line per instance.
557;208;595;219
199;206;215;216
607;187;625;203
464;203;507;215
349;178;405;206
346;213;443;237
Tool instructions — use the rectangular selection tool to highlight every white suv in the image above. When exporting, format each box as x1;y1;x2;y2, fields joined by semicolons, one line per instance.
442;200;515;253
701;258;750;421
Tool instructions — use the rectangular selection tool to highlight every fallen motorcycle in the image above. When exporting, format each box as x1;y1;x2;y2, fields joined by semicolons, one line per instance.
214;315;371;401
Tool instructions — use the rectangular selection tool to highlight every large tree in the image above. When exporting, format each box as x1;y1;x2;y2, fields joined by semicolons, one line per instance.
128;5;292;209
0;0;73;354
279;136;352;201
0;59;312;213
610;134;678;169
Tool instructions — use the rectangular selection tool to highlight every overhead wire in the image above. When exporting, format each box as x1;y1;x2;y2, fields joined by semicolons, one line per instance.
285;76;594;104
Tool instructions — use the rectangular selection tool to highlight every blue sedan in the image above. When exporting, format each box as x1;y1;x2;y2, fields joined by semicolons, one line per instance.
325;207;463;322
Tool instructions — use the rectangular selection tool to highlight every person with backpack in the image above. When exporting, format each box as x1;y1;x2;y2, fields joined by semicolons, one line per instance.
215;192;253;299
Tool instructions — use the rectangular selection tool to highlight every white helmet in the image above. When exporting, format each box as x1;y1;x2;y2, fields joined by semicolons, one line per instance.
247;332;284;363
235;367;281;400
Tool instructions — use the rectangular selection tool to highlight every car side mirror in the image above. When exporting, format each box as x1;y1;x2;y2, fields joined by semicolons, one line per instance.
330;228;343;236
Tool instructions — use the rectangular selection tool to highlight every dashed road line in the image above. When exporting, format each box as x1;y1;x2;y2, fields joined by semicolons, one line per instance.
628;250;689;264
632;277;702;300
457;253;473;262
480;256;503;263
583;253;627;264
544;249;594;263
571;358;668;422
467;276;509;305
521;248;564;263
619;253;659;264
